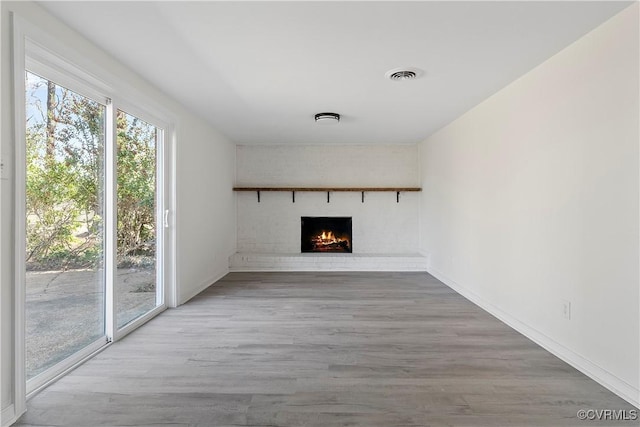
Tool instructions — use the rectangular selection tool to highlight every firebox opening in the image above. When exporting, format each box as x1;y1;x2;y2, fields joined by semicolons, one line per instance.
301;217;352;253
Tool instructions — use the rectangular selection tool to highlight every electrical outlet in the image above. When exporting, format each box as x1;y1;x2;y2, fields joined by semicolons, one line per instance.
561;299;571;320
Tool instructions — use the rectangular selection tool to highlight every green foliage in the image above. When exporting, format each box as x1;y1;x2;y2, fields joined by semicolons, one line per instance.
116;111;157;263
25;73;156;270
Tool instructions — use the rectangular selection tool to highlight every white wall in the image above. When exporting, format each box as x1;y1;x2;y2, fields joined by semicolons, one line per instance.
419;4;639;406
0;2;236;424
236;145;420;254
176;121;236;304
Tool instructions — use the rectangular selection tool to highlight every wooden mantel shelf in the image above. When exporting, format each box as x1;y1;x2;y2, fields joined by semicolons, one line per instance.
233;187;421;192
233;187;420;203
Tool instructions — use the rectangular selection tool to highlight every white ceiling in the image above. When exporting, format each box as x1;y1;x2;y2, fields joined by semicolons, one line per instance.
40;1;632;145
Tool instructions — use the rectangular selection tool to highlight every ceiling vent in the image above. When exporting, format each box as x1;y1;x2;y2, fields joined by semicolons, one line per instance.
385;67;423;81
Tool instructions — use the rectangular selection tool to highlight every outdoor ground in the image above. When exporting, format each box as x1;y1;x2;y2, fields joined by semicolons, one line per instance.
26;267;156;378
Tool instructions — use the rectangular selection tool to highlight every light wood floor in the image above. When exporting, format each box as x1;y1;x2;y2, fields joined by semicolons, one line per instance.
16;272;636;426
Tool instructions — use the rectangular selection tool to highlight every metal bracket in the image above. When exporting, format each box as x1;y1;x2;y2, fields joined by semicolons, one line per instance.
396;191;400;203
257;191;261;203
292;191;295;203
361;191;365;203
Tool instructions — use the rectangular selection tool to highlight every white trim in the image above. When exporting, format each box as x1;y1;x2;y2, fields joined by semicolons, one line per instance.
25;44;110;106
0;10;3;426
165;124;178;308
109;82;175;131
26;340;110;401
104;98;117;343
427;265;640;409
26;337;107;396
12;13;28;420
1;404;17;427
115;305;166;341
155;127;166;309
9;14;111;98
179;269;229;306
24;40;111;94
112;97;169;135
0;5;3;423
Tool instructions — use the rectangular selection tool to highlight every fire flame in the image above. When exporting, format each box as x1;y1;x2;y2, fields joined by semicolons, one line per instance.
312;230;349;250
320;231;335;242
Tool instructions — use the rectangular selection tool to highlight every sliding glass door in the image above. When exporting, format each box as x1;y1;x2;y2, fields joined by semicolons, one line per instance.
25;71;107;380
23;71;167;391
116;110;163;328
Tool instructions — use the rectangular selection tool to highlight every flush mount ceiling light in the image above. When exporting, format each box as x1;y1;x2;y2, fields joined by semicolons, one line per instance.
385;67;423;81
315;112;340;125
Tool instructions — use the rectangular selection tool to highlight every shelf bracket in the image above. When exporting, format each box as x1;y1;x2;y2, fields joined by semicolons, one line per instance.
361;191;365;203
292;191;295;203
257;191;260;203
327;191;330;203
396;191;400;203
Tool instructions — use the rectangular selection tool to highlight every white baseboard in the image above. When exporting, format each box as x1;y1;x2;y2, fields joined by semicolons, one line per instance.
179;268;229;305
428;266;640;409
1;404;18;427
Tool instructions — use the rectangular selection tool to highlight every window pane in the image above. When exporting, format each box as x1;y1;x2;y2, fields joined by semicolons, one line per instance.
25;71;106;378
116;110;159;328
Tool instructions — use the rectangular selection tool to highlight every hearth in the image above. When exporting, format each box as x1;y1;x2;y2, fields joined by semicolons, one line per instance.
301;217;352;253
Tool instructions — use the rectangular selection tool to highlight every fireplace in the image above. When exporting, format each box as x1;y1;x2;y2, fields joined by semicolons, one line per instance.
301;217;352;253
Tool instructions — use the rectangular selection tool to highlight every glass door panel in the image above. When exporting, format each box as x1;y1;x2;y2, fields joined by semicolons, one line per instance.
25;71;106;379
116;110;161;328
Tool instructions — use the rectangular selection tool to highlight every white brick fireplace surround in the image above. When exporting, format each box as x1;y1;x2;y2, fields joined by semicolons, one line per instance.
231;145;427;271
